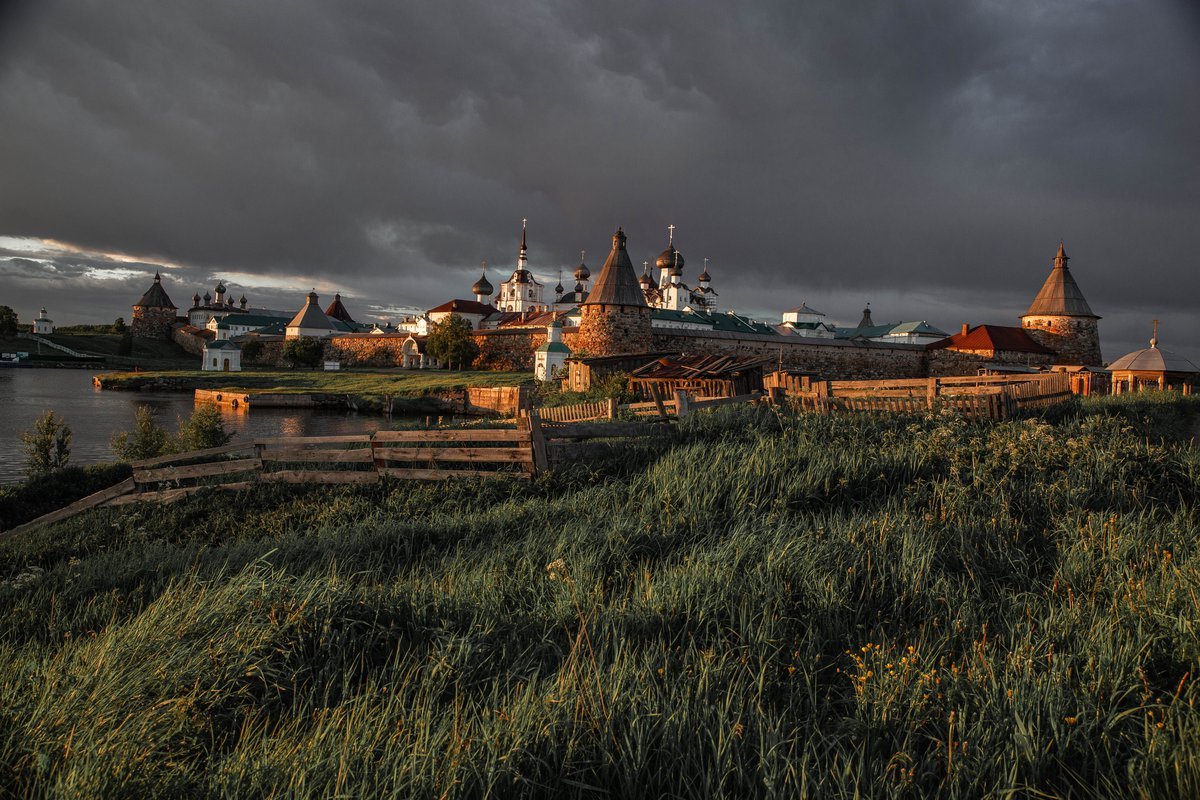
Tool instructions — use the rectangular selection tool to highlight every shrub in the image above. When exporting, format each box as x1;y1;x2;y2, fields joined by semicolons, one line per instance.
20;411;71;477
110;406;174;461
176;403;232;452
239;339;264;362
283;337;325;369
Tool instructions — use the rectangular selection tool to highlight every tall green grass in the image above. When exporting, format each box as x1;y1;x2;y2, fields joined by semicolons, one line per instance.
1;396;1199;797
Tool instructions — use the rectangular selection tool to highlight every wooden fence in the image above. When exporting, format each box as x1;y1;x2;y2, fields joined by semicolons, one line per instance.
778;372;1073;420
1;425;540;537
538;398;617;423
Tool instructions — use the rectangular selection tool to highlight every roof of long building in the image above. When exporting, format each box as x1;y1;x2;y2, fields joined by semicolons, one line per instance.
927;324;1054;355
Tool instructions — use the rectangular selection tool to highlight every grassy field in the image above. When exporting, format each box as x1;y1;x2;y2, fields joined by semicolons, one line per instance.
1;394;1199;797
97;368;533;398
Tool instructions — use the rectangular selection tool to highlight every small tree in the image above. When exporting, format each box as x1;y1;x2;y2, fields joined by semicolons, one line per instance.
176;404;232;452
239;339;264;362
283;337;325;369
112;317;127;334
110;406;173;461
21;411;71;477
0;306;18;337
426;314;477;370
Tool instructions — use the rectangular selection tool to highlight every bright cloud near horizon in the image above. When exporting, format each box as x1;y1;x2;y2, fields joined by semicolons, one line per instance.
1;0;1198;359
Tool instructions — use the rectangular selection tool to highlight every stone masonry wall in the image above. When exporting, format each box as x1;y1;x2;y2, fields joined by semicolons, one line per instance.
131;307;176;339
327;335;408;367
573;304;652;358
473;330;546;371
1021;316;1102;366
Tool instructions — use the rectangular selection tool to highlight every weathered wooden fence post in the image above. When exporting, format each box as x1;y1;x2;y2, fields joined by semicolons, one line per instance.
674;389;690;418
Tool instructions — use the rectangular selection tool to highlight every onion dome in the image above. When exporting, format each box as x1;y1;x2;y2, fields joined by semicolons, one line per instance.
574;281;584;294
203;291;212;304
239;295;247;308
573;252;590;282
555;280;564;294
697;261;711;283
215;281;226;294
472;272;493;296
192;292;201;306
639;260;654;288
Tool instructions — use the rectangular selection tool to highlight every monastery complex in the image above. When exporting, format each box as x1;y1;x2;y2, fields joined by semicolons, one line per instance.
126;220;1195;390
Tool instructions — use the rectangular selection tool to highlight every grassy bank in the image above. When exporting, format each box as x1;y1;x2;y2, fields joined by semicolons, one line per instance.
1;395;1199;797
2;333;196;369
96;368;533;400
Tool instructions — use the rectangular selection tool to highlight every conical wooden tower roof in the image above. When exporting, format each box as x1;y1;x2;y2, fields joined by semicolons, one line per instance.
135;272;177;309
1023;242;1098;319
584;228;647;307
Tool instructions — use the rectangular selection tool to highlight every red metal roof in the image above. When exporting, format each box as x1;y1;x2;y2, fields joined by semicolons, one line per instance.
928;324;1053;355
427;299;498;315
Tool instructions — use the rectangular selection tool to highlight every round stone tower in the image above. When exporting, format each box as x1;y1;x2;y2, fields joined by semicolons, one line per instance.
131;271;178;339
1020;242;1102;366
575;227;652;356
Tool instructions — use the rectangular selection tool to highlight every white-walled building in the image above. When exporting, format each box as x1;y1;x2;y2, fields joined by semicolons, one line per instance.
780;303;836;338
534;319;571;382
32;307;54;335
202;339;242;371
496;220;548;313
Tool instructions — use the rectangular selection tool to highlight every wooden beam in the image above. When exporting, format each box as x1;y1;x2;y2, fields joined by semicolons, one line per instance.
1;477;136;538
130;441;254;469
377;467;530;481
261;470;380;484
135;458;262;485
259;448;375;463
372;447;533;463
370;429;528;442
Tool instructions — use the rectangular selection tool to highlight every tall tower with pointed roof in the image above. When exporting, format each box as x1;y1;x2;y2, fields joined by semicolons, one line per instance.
1020;242;1102;365
497;219;546;313
131;271;179;339
575;227;652;356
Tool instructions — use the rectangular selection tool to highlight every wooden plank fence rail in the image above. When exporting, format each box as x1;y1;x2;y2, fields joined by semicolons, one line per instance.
778;372;1072;421
537;399;616;422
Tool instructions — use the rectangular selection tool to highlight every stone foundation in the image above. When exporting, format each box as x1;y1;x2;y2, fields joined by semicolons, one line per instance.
1021;316;1102;365
574;305;652;358
131;307;177;339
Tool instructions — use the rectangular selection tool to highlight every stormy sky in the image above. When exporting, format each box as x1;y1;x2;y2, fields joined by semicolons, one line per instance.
0;0;1197;360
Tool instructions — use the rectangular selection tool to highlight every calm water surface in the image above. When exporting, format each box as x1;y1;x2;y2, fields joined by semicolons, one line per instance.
0;368;398;484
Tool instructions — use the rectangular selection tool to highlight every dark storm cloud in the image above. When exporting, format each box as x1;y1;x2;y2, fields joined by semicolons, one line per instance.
0;0;1196;358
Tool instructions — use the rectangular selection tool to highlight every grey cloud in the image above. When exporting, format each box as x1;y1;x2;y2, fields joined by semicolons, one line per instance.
0;0;1196;362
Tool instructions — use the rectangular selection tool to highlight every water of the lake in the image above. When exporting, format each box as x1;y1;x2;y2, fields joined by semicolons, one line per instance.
0;368;399;484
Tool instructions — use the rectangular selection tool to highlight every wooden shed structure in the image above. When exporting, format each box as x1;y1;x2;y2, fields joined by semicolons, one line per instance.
627;353;768;400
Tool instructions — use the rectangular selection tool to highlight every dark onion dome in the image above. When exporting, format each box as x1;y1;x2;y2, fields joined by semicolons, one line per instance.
583;227;648;307
215;281;226;294
135;271;177;309
573;256;590;282
697;266;711;283
203;291;212;303
555;280;564;294
656;245;685;273
192;293;201;306
239;295;248;308
574;281;584;294
472;272;493;296
639;271;654;287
